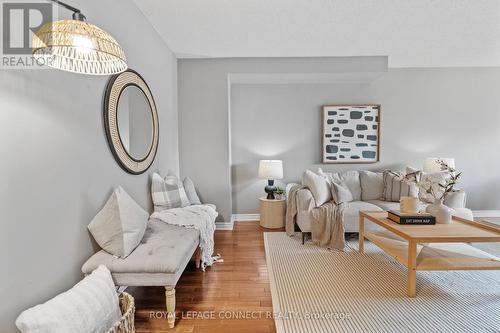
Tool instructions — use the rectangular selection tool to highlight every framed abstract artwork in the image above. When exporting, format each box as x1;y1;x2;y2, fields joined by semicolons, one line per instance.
321;105;380;163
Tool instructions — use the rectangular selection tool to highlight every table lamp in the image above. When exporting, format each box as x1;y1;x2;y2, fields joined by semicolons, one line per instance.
423;158;455;173
258;160;283;199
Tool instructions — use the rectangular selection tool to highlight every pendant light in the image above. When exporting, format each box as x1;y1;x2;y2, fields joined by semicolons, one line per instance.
32;0;127;75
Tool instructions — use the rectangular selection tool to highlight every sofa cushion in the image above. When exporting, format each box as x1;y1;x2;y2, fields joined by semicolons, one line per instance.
82;221;199;278
343;201;384;232
366;199;428;212
88;186;149;258
344;201;384;218
302;170;332;207
318;169;361;201
359;171;384;200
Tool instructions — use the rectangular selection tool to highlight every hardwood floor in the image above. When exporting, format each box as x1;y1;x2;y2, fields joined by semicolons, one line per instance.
129;222;281;333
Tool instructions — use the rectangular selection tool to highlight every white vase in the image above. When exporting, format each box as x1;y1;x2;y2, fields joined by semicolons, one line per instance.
426;199;452;224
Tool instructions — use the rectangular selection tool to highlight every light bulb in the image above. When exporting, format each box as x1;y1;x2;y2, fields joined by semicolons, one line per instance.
72;35;93;53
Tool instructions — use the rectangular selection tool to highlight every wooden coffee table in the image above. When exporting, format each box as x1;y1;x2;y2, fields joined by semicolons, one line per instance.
359;211;500;297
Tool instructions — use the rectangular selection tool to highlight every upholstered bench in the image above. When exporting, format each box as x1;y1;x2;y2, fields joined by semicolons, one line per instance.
82;219;200;329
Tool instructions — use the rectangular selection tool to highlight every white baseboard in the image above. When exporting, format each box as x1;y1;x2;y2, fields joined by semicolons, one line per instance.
215;220;234;230
215;214;260;231
232;214;260;222
472;210;500;217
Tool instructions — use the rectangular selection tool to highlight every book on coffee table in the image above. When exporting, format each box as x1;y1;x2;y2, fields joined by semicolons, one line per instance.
388;210;436;225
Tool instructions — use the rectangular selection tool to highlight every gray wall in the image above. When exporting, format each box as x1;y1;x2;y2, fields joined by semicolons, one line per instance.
178;57;388;222
231;83;372;213
0;1;178;331
231;68;500;213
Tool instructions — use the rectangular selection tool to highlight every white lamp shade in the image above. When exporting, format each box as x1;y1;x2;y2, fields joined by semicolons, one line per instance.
423;158;455;173
258;160;283;180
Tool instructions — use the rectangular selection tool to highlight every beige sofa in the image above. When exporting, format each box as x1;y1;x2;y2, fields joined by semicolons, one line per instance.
287;170;473;238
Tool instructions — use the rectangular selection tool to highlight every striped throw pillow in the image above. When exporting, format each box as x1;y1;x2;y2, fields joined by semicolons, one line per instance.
382;170;418;202
151;172;190;212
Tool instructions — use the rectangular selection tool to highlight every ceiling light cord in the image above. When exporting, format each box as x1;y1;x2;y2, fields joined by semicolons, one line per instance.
49;0;86;21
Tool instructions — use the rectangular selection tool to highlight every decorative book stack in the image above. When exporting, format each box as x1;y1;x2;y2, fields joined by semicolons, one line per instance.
388;210;436;225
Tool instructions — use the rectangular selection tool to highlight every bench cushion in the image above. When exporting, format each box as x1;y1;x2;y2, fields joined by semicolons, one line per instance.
82;220;199;287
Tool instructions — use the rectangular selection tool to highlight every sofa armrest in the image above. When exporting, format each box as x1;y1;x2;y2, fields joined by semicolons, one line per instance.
286;183;315;212
285;183;300;197
296;188;316;212
444;190;466;209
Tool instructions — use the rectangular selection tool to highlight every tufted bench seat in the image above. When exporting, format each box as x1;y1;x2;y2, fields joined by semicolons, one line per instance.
82;219;200;328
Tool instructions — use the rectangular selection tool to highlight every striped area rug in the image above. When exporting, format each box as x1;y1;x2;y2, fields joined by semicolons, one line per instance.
264;232;500;333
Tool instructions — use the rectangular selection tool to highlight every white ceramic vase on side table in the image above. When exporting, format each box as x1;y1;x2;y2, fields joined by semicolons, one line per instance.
426;199;452;224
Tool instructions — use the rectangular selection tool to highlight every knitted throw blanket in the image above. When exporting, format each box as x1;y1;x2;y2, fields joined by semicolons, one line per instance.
151;204;220;270
310;201;346;251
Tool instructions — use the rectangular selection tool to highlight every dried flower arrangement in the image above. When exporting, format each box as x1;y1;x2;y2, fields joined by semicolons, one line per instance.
405;159;462;202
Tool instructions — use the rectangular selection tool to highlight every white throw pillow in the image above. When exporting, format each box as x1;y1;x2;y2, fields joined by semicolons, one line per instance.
151;172;190;211
359;170;384;200
318;169;361;201
406;166;452;203
331;181;354;204
302;169;331;207
183;177;202;205
16;265;120;333
88;186;148;258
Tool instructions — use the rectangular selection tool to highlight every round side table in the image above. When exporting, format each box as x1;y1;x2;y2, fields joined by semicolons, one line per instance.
259;197;286;229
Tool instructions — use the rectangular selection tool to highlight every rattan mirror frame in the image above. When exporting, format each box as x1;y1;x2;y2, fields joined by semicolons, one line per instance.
103;69;159;175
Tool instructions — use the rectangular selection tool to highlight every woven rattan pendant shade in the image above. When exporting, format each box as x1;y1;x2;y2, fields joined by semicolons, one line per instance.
32;20;127;75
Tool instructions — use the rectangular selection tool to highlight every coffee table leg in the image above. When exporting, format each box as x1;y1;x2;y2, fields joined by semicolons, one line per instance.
407;241;417;297
359;214;364;254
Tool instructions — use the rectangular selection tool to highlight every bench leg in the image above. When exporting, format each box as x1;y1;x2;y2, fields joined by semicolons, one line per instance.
195;247;201;269
164;286;176;328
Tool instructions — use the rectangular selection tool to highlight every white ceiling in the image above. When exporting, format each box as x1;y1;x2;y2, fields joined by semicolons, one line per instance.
133;0;500;68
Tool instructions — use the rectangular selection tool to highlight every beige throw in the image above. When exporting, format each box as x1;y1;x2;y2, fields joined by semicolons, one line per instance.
286;184;307;236
311;202;346;251
286;184;346;251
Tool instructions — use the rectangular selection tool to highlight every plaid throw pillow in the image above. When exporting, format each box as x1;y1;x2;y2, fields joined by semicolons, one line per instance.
151;172;190;211
382;170;418;202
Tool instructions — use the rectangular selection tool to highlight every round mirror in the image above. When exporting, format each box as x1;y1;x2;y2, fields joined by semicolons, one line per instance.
104;69;159;174
116;86;153;160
